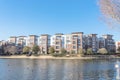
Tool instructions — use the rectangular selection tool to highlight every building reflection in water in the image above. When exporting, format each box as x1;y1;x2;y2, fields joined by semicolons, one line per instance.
0;59;117;80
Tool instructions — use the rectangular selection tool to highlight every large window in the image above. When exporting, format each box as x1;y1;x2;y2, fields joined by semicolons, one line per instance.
56;46;60;49
66;40;70;44
73;35;78;39
56;36;61;40
73;41;76;44
67;37;69;39
56;42;60;44
73;46;76;49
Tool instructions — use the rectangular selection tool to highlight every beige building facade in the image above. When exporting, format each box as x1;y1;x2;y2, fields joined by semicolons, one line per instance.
27;35;38;47
39;34;51;54
8;36;17;45
71;32;83;53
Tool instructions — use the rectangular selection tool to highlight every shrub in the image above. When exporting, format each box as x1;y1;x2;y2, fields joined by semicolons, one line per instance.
97;48;108;54
87;48;92;55
23;46;31;54
49;47;55;54
32;45;40;54
60;48;67;54
78;48;85;56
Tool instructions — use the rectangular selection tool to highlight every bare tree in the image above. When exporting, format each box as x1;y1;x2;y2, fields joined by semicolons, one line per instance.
5;46;17;55
98;0;120;28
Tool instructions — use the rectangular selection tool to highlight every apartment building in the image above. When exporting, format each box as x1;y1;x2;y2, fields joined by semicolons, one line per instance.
27;35;38;47
71;32;84;53
64;34;72;53
17;36;27;46
98;37;105;49
0;40;3;46
39;34;51;54
102;34;115;52
8;36;17;46
116;41;120;53
51;33;64;53
0;41;2;54
16;36;27;53
2;32;116;54
0;41;3;53
86;34;98;52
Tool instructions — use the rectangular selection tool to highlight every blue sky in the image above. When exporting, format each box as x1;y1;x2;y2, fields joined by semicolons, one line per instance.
0;0;119;41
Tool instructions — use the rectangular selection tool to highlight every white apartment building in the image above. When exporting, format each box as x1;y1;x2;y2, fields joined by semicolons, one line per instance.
64;34;72;53
51;33;65;53
16;36;27;46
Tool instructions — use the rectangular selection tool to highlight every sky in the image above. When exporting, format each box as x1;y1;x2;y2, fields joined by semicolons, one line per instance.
0;0;120;41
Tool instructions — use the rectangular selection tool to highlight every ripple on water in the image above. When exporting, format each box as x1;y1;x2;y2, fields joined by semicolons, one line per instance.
0;59;118;80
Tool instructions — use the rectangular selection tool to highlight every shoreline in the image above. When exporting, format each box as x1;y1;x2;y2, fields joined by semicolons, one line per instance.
0;55;120;59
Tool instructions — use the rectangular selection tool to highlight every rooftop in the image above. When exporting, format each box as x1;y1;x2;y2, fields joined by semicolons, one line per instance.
55;33;64;35
71;32;83;34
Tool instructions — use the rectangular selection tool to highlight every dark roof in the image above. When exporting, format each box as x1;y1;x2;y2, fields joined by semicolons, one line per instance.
55;33;64;35
41;34;49;36
71;32;83;34
102;34;113;36
18;36;27;37
90;34;97;35
29;35;38;37
10;36;17;38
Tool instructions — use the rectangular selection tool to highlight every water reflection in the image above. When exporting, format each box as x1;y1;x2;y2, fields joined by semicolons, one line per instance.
0;59;118;80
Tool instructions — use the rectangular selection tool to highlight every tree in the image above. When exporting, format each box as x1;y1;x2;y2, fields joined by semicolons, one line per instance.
78;48;85;56
87;48;92;55
98;0;120;28
32;45;40;54
7;46;17;55
23;46;31;54
60;48;67;54
49;47;55;54
98;48;108;54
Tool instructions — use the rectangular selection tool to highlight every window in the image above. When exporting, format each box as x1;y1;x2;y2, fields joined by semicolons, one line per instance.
73;35;78;39
56;42;59;44
42;39;46;41
66;40;70;43
29;39;33;42
67;37;69;39
73;41;76;44
73;46;76;49
56;46;60;49
52;42;55;44
56;36;61;40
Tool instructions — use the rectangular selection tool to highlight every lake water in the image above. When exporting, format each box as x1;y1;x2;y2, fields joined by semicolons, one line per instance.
0;59;119;80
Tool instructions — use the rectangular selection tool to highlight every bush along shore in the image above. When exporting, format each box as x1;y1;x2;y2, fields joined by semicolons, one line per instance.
0;51;120;59
0;45;119;59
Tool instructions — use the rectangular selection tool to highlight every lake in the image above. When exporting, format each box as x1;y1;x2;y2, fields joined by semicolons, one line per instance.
0;59;118;80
